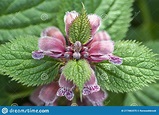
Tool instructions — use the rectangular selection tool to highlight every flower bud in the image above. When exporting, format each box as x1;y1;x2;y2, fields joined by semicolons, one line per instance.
74;41;82;52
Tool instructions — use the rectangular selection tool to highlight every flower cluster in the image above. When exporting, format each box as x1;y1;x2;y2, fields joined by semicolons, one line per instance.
31;10;122;106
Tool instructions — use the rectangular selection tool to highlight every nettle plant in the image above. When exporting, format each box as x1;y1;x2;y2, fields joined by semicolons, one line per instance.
0;0;159;106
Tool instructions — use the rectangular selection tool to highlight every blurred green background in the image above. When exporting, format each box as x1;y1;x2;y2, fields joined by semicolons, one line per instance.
0;0;159;106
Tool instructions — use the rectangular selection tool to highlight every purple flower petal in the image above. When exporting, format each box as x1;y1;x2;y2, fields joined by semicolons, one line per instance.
109;55;123;65
38;82;59;104
56;87;74;101
88;55;109;63
84;69;97;86
38;36;65;58
32;51;44;60
89;41;114;55
64;11;79;36
30;86;44;106
86;89;107;106
88;40;114;62
88;31;111;46
41;26;66;45
88;14;101;35
65;90;74;101
82;87;91;95
56;87;67;96
38;36;64;52
83;69;100;95
59;74;75;89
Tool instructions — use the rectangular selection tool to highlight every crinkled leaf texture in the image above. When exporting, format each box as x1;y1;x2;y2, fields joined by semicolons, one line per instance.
62;60;91;92
57;0;133;41
95;0;134;40
0;0;59;43
95;41;159;93
124;83;159;106
69;9;91;44
0;36;61;86
0;0;133;43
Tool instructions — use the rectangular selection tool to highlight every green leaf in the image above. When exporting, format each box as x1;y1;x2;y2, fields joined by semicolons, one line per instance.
0;0;59;43
0;36;61;86
0;75;33;105
69;9;91;44
95;0;134;41
62;59;91;92
124;83;159;106
56;0;133;41
145;41;159;57
104;91;125;106
95;40;159;93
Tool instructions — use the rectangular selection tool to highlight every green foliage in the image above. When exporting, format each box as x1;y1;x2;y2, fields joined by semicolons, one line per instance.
0;0;133;43
124;83;159;106
0;36;61;86
0;75;33;105
69;9;91;44
62;59;91;92
127;0;159;42
95;0;134;41
0;0;59;43
56;0;134;41
145;41;159;57
95;40;159;93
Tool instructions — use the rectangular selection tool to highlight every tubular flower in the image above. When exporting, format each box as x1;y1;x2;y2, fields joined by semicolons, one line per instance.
31;10;122;106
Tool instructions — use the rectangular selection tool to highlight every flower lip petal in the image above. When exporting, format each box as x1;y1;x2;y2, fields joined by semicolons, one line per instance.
57;87;66;97
38;36;65;53
65;90;74;101
109;55;123;65
88;14;101;35
88;55;109;63
32;51;44;60
86;89;107;106
64;11;79;36
83;69;100;95
38;82;59;104
56;87;74;101
41;26;66;45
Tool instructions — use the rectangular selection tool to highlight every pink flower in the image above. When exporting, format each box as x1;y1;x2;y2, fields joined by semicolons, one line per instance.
30;68;107;106
32;11;122;65
32;27;66;59
31;10;123;106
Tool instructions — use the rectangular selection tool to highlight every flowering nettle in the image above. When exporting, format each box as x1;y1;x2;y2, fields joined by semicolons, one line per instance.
31;9;122;106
